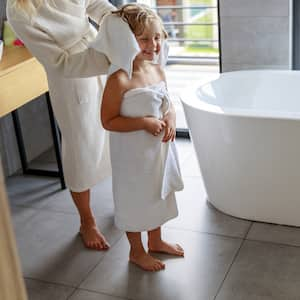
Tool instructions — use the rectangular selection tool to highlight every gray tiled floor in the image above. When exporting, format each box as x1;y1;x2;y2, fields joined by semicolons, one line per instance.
23;279;75;300
6;139;300;300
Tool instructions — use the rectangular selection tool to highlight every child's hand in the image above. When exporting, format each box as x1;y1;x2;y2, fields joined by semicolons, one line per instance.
162;108;176;142
144;117;166;136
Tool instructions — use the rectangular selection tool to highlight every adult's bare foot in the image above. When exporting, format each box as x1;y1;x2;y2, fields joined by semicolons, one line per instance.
129;249;165;271
79;223;110;251
148;240;184;257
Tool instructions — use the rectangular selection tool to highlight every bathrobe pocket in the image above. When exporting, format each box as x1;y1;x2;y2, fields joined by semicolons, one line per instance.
71;77;99;104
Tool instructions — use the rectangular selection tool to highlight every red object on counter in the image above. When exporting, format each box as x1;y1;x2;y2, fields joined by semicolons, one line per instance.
13;39;24;46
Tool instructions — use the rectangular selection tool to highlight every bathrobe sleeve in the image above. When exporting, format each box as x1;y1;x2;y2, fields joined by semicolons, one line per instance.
86;0;115;25
6;18;110;78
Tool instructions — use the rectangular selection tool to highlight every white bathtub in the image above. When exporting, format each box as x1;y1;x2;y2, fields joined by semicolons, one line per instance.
181;70;300;226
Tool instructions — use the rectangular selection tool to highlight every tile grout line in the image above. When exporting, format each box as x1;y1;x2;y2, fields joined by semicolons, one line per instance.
165;223;249;242
24;276;77;288
70;232;125;290
167;218;300;249
24;277;77;300
24;237;126;300
244;221;254;239
10;202;114;218
213;239;247;300
23;277;77;300
213;222;254;300
67;287;134;300
65;233;131;300
10;203;79;216
243;237;300;249
224;220;300;250
65;288;78;300
23;234;125;298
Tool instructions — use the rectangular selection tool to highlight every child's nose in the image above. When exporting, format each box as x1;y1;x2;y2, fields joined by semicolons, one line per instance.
148;38;157;48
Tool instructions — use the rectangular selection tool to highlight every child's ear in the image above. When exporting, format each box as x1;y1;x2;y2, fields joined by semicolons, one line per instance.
163;29;168;39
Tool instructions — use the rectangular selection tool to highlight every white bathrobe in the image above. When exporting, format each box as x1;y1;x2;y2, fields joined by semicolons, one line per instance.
6;0;115;191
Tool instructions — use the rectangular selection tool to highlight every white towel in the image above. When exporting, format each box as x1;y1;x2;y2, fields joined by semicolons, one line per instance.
89;14;139;78
161;141;184;200
110;81;183;203
89;14;169;78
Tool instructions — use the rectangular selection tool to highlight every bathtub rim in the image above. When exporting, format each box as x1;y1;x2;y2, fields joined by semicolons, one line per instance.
180;69;300;121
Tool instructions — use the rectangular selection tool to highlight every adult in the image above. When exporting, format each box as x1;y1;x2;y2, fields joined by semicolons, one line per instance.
6;0;116;250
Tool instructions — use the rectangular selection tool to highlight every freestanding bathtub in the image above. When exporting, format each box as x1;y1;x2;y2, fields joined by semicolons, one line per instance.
181;70;300;226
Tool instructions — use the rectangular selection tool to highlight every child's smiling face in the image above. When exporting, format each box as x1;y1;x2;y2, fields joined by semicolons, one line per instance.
135;19;162;61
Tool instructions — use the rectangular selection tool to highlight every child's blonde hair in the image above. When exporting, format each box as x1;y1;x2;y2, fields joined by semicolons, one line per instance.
112;3;168;38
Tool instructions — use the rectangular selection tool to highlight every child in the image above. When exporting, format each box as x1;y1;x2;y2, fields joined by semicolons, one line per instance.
101;3;184;271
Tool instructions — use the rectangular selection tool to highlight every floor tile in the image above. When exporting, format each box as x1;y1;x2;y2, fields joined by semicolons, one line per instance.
7;175;115;218
180;149;202;177
24;278;74;300
80;228;242;300
216;240;300;300
90;177;115;218
39;176;114;218
247;222;300;247
167;177;251;238
175;138;194;164
69;289;129;300
6;175;61;209
11;206;123;286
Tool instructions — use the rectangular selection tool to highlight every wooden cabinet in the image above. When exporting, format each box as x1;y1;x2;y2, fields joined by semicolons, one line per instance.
0;46;48;117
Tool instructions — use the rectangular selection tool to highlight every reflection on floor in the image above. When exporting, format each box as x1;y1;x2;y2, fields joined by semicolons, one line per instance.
6;139;300;300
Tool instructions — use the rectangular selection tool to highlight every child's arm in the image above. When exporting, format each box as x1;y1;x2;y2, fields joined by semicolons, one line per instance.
162;102;176;142
157;67;176;142
101;71;166;135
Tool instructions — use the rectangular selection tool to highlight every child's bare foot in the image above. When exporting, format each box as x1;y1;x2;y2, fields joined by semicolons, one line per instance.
79;224;110;251
130;249;165;271
148;240;184;257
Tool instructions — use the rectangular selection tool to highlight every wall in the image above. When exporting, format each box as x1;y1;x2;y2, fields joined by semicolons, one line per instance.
292;0;300;69
0;0;53;176
219;0;291;72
